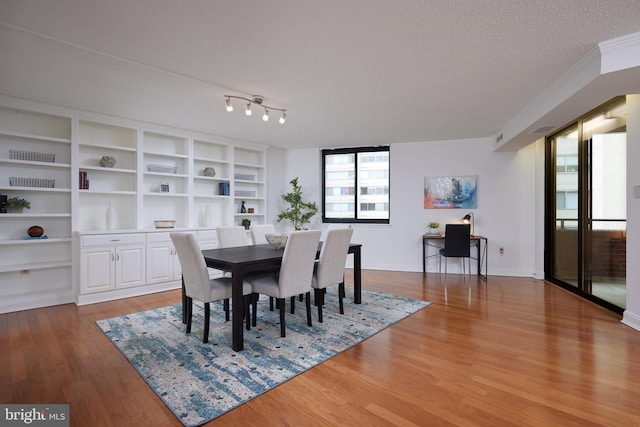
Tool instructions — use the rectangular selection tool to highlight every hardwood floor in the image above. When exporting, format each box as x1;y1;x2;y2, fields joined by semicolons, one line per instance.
2;271;640;426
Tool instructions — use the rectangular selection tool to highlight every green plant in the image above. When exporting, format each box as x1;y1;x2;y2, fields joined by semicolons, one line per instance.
7;197;30;209
241;218;251;229
277;177;318;230
428;221;439;229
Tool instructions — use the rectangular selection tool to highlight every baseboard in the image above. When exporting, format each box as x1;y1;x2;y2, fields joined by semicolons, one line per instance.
0;290;76;314
621;310;640;332
76;281;181;306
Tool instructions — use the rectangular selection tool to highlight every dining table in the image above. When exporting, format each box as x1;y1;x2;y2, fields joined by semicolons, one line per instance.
197;242;362;351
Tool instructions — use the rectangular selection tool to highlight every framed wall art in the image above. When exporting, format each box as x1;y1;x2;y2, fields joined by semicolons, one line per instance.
424;175;477;209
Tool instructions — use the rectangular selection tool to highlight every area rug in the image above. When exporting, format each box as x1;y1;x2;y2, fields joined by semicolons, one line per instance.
96;287;430;426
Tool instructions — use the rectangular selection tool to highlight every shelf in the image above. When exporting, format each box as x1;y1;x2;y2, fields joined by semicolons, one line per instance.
143;192;188;197
234;161;265;168
79;166;136;174
0;213;71;218
79;190;136;195
0;130;71;144
0;159;71;168
144;171;188;178
0;260;72;273
194;176;230;181
144;151;188;159
0;237;72;246
0;186;71;193
193;157;230;164
79;142;136;152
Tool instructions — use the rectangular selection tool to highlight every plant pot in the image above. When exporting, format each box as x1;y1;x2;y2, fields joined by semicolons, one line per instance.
8;207;24;214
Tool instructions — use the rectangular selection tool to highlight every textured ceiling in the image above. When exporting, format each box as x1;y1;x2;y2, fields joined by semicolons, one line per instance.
1;0;640;149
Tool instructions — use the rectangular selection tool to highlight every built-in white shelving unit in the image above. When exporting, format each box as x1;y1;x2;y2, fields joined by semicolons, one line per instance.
0;96;268;313
0;104;74;313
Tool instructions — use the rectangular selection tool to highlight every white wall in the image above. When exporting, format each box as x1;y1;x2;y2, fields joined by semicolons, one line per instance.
623;94;640;330
272;138;542;276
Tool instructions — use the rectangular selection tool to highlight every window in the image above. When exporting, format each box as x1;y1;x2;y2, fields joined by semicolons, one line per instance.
322;146;390;223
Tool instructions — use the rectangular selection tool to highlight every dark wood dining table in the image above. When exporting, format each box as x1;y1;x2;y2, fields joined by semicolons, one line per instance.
199;242;362;351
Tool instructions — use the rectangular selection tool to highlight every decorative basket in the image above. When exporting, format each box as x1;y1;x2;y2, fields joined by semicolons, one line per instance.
9;150;56;163
147;164;177;174
9;177;56;188
265;233;288;249
154;220;176;229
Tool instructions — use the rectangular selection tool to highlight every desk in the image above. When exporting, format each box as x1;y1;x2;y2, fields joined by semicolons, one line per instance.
200;242;362;351
422;234;487;280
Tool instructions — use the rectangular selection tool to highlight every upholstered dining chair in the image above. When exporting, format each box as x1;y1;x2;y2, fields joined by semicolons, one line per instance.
247;230;321;337
170;232;253;343
216;225;249;248
439;224;471;276
250;223;276;245
312;228;354;322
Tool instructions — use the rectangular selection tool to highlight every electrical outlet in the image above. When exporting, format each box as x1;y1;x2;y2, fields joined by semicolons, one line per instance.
499;247;504;255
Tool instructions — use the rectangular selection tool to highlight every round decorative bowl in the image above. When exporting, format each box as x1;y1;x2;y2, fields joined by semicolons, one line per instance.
203;167;216;177
28;225;44;237
265;233;288;249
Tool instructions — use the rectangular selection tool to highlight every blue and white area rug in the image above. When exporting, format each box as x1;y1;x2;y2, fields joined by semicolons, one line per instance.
96;288;430;426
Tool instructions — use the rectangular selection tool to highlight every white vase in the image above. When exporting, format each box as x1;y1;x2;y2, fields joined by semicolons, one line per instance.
106;204;116;230
204;205;212;227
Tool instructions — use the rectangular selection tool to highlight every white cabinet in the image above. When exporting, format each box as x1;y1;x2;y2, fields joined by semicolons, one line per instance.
146;232;190;284
80;234;146;295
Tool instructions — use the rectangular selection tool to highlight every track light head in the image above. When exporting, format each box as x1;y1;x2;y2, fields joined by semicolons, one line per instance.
279;112;287;124
245;103;252;116
262;109;269;122
225;97;233;112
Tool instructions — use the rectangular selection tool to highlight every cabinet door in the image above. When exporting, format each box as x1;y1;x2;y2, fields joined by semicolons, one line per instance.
81;247;115;294
146;242;173;284
116;245;146;289
172;249;182;280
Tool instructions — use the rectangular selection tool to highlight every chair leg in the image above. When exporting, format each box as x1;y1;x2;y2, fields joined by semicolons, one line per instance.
203;302;210;343
279;298;286;337
223;298;230;322
269;296;274;311
290;296;296;314
338;282;345;314
252;293;258;327
315;288;324;323
244;295;251;331
186;297;193;334
305;291;312;327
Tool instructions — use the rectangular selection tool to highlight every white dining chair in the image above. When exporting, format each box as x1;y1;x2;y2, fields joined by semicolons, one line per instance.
250;223;276;245
170;232;253;343
312;228;354;322
248;230;321;337
216;226;249;248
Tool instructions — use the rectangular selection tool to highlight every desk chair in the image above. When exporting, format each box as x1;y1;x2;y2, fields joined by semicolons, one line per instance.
439;224;471;276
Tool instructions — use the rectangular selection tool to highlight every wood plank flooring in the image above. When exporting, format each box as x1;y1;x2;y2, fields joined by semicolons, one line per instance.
2;271;640;426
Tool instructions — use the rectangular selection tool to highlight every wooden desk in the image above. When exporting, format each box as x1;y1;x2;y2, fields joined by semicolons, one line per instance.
422;234;487;280
200;242;362;351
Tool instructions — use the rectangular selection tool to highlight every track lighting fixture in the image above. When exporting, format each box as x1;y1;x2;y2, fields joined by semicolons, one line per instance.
224;95;287;124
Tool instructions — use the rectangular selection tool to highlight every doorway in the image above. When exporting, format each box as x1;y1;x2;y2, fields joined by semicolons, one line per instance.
545;97;627;313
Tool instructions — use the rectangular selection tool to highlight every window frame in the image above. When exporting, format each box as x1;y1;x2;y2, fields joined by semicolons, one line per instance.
321;145;390;224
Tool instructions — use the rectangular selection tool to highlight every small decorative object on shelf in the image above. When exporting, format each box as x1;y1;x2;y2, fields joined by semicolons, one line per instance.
106;204;116;230
27;225;44;237
218;182;230;196
9;177;55;188
79;171;90;189
160;183;170;193
427;221;440;235
0;194;7;213
247;207;254;214
147;164;177;174
265;233;288;249
154;220;176;229
99;155;116;168
7;196;30;213
10;150;56;163
204;167;216;177
240;201;246;213
241;218;251;230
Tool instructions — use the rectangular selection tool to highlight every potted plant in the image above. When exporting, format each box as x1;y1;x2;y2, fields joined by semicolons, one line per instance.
7;196;30;213
427;221;440;235
241;218;251;230
277;177;318;231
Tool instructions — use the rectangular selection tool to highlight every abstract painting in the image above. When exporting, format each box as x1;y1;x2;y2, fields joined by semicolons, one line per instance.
424;175;477;209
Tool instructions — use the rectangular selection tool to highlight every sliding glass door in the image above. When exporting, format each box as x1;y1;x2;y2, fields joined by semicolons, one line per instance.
546;97;627;313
